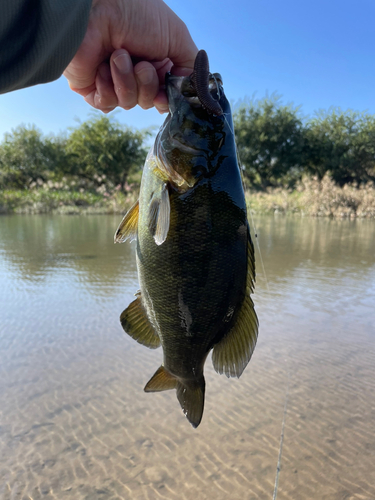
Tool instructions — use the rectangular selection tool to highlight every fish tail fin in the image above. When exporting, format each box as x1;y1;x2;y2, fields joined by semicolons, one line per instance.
144;366;205;428
176;377;205;429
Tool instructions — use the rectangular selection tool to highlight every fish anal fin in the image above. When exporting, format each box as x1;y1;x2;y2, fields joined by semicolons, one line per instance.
212;295;259;378
176;378;205;428
114;200;139;243
120;295;160;349
147;183;170;246
144;366;177;392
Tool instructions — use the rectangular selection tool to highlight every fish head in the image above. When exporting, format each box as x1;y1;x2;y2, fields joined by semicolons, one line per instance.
153;56;235;191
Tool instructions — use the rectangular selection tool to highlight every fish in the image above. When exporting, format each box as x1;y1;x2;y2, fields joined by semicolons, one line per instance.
115;50;258;428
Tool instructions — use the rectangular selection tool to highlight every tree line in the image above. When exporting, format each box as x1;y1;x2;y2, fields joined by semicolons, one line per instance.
0;115;147;192
1;99;374;192
234;96;375;188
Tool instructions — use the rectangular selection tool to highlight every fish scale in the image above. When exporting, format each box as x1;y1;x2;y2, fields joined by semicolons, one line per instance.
115;50;258;428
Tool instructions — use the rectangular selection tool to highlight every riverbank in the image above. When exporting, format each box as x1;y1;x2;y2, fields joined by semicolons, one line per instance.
246;175;375;218
1;175;374;218
0;187;138;216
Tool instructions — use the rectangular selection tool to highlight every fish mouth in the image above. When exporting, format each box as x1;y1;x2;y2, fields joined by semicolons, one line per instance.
191;50;223;116
165;51;223;116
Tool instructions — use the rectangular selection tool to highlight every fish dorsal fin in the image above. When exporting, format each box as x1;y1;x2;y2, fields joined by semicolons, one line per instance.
176;378;205;429
120;294;160;349
144;365;177;392
247;224;256;293
114;200;139;243
148;182;170;246
212;294;259;378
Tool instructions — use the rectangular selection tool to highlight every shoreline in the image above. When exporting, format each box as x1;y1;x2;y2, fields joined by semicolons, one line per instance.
1;175;374;218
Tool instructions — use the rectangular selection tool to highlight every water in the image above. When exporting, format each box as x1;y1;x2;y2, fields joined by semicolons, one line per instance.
0;214;374;500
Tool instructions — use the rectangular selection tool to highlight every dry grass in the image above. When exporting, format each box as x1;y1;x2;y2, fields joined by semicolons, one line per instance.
246;174;375;218
1;174;374;218
0;186;139;215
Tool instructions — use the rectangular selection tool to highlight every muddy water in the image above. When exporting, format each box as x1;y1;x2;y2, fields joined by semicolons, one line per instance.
0;215;374;500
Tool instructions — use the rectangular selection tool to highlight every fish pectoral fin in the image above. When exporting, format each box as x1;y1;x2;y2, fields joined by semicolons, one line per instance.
176;378;205;429
120;295;160;349
212;295;259;378
144;366;177;392
114;200;139;243
148;183;170;246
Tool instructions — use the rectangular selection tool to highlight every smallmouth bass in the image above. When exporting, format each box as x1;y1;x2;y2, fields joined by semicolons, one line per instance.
115;50;258;428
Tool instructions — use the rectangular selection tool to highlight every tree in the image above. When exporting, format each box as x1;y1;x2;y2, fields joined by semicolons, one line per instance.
234;95;305;188
65;115;147;190
304;109;375;185
0;125;52;189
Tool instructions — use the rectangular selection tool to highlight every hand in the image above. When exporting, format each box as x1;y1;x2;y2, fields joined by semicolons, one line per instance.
63;0;198;114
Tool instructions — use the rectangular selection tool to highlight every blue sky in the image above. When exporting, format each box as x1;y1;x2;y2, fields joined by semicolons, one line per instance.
1;0;374;139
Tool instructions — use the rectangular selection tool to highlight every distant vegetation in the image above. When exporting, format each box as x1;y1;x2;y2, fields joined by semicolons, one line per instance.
0;115;146;214
0;100;374;216
234;95;375;188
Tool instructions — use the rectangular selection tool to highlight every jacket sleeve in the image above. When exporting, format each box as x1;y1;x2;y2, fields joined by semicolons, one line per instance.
0;0;92;94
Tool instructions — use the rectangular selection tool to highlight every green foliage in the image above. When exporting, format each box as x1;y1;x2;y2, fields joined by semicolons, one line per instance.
1;102;374;197
0;125;60;189
234;95;305;188
65;115;147;190
304;109;375;185
234;99;375;188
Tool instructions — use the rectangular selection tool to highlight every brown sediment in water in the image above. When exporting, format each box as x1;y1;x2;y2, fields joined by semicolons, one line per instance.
0;215;374;499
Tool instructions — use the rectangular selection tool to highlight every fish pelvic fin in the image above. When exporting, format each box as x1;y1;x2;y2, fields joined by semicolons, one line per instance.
148;182;170;246
120;294;160;349
114;199;139;243
144;366;205;428
212;294;259;378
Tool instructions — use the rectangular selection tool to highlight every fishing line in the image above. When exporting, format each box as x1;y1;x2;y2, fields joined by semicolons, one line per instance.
212;73;221;101
223;112;235;137
230;110;270;293
230;105;289;499
248;208;270;293
272;366;290;500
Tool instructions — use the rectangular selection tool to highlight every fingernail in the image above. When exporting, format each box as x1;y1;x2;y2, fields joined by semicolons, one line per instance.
114;53;132;74
156;104;169;114
136;67;154;85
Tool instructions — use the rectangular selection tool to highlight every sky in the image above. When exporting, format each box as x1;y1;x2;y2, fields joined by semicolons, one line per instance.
1;0;374;140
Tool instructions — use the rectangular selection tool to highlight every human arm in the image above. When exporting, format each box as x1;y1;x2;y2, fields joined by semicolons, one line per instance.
0;0;198;114
0;0;91;94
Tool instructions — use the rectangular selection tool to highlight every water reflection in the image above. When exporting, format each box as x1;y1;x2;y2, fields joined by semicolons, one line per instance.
0;214;374;500
0;215;137;285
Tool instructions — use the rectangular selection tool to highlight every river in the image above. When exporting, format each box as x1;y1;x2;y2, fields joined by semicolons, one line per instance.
0;214;374;500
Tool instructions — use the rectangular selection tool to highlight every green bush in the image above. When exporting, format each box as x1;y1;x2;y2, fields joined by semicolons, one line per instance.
0;125;63;189
304;109;375;185
65;115;147;190
234;95;305;188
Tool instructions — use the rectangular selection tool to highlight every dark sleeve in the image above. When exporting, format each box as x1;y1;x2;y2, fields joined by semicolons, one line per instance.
0;0;92;94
